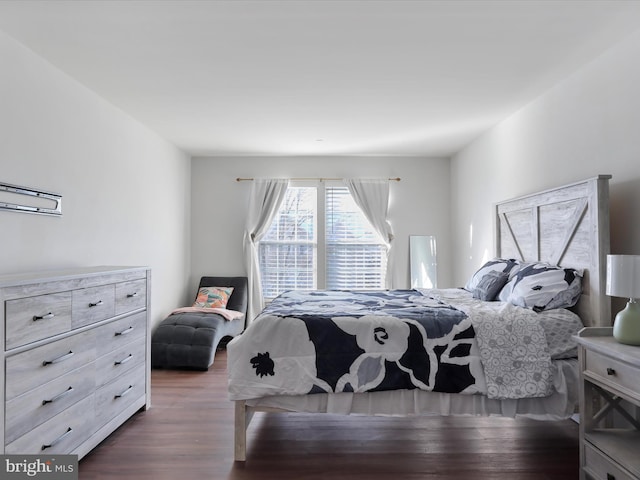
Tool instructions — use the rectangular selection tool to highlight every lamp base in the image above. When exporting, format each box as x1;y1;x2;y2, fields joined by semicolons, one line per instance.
613;301;640;346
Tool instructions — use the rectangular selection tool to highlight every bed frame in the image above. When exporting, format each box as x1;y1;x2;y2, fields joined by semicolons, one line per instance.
495;174;611;327
233;175;612;461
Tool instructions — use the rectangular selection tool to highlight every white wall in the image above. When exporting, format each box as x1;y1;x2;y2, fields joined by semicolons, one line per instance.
190;155;452;296
450;29;640;318
0;31;192;329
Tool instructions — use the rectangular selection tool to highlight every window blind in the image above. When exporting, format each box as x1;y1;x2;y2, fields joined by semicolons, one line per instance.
325;187;386;290
259;187;317;299
259;185;387;299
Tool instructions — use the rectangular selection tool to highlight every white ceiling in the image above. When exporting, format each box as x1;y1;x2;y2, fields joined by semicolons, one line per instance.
2;0;640;157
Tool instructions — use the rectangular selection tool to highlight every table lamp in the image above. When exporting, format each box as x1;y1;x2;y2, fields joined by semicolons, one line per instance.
606;254;640;345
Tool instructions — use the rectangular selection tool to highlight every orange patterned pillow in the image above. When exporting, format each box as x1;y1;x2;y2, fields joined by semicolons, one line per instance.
193;286;234;309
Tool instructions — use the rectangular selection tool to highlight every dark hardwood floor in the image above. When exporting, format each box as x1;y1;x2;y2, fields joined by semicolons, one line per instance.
79;350;580;479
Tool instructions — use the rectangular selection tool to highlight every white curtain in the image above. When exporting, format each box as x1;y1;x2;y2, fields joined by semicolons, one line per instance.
243;178;289;324
344;178;395;289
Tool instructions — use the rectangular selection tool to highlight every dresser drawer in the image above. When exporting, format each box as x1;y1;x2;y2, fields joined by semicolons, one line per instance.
584;349;640;399
94;311;146;357
5;292;72;350
95;364;146;426
584;442;636;480
5;394;95;454
115;279;147;315
5;362;96;445
5;329;96;400
96;336;145;388
72;284;116;328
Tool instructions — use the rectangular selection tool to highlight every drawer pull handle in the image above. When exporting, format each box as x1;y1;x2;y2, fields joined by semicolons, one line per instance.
607;474;616;480
33;312;55;321
606;367;616;376
115;385;134;399
42;427;73;450
42;386;74;405
89;300;103;307
115;326;134;336
127;292;138;298
115;354;133;365
43;350;74;366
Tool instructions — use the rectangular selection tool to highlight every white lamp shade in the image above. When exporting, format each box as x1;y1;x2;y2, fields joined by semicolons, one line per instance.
606;254;640;299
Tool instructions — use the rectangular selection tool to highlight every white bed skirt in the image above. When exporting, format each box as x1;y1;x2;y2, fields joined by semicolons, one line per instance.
244;359;578;421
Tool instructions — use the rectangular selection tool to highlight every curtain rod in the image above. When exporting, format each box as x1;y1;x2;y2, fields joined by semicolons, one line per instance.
236;177;401;182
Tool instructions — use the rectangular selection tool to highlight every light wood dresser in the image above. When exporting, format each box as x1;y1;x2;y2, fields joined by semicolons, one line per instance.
577;327;640;480
0;266;150;458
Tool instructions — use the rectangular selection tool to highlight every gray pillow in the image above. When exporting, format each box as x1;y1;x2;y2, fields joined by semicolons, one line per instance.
472;270;509;301
465;258;518;291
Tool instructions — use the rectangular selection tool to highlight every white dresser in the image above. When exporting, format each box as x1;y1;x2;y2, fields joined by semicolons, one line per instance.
0;266;150;458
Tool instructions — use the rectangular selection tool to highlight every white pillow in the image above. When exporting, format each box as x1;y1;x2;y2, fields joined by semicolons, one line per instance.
501;262;583;312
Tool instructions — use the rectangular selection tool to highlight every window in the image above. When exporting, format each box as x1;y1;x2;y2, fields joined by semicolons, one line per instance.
259;187;317;299
325;187;387;290
259;184;386;299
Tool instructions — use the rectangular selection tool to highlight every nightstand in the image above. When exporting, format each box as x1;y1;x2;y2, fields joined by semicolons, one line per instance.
576;327;640;480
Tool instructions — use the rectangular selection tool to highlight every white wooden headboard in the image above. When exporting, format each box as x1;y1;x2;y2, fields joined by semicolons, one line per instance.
495;175;611;327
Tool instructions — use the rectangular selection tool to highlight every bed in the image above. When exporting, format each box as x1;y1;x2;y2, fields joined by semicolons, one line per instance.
227;175;612;461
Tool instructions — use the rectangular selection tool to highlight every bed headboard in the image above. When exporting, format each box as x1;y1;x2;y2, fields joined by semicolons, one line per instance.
495;175;611;327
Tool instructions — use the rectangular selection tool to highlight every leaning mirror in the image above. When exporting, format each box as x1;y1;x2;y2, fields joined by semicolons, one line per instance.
410;235;437;288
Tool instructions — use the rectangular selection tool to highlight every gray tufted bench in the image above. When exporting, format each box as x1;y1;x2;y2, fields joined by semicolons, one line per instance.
151;276;247;370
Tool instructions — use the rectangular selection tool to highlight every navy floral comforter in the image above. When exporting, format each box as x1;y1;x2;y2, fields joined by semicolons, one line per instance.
227;289;490;400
